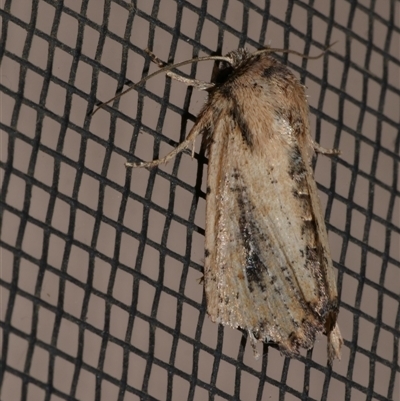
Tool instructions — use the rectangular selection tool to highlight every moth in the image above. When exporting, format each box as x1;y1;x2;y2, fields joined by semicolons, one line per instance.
105;47;343;364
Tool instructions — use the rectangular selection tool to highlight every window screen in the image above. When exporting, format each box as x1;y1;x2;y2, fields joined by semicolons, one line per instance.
0;1;399;400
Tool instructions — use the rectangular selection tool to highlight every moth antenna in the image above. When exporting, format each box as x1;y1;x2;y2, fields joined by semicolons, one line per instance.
255;42;337;60
91;54;233;116
92;43;337;116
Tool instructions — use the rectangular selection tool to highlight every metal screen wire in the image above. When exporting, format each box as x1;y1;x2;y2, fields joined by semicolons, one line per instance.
0;0;399;400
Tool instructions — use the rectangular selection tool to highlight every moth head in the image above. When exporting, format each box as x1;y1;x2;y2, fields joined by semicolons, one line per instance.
211;48;255;85
223;48;251;67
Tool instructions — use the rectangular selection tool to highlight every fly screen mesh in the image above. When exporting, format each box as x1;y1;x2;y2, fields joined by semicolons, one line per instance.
0;1;399;400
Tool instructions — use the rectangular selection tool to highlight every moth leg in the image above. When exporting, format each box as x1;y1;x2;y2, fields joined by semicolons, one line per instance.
125;136;195;168
145;48;168;68
312;141;340;156
125;119;203;168
248;330;261;360
166;72;214;91
145;48;214;90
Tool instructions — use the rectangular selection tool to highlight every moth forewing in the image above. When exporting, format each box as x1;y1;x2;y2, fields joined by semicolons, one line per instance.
127;48;343;364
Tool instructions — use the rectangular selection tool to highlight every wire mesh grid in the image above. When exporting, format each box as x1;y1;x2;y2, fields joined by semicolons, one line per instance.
0;0;399;400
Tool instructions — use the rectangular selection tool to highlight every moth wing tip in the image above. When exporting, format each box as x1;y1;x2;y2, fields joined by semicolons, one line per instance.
327;323;343;365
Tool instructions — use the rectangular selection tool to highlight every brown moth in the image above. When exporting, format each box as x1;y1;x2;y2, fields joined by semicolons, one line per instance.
121;48;343;364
